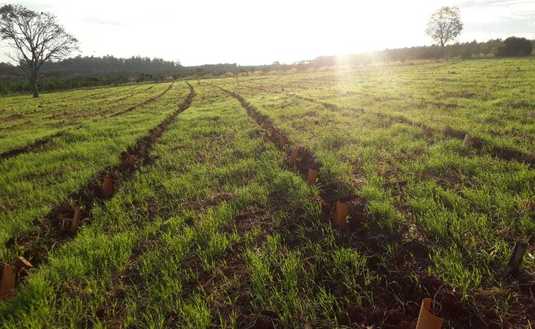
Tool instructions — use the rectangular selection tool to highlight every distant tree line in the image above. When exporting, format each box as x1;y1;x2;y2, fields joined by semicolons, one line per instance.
1;38;533;95
41;55;179;75
384;39;504;61
0;57;264;95
1;4;534;96
311;37;534;66
0;55;180;95
496;37;533;57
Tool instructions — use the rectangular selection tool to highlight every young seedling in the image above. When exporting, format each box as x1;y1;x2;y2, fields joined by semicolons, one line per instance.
59;204;82;232
443;126;466;139
14;256;32;280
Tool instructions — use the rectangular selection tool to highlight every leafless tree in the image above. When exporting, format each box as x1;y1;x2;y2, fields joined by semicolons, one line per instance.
426;6;463;48
0;4;78;97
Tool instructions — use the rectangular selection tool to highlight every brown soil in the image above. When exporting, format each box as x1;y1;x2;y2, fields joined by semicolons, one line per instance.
0;130;66;161
109;82;175;117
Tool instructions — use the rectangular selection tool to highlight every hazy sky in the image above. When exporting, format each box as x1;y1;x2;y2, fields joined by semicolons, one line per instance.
1;0;534;65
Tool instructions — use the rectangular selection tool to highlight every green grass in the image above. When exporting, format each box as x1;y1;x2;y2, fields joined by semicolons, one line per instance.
6;84;390;328
0;58;533;329
216;61;534;296
0;82;188;262
0;82;170;153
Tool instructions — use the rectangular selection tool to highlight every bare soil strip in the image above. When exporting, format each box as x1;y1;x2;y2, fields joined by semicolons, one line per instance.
97;197;249;328
290;93;535;167
109;84;156;104
44;84;158;121
3;83;195;292
0;82;175;162
218;86;371;227
0;130;67;161
109;82;175;117
96;99;279;328
199;208;275;328
285;91;534;328
218;86;482;328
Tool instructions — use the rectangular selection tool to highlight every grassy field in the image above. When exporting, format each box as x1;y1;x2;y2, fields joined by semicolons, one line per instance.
0;58;533;328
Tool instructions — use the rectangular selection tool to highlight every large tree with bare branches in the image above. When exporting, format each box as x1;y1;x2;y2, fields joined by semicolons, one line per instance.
426;6;463;48
0;4;78;97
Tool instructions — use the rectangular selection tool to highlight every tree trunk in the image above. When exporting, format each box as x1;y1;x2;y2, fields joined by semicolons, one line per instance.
441;44;448;59
30;70;39;98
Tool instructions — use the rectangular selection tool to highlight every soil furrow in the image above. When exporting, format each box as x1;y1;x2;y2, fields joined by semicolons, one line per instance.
2;83;195;296
199;208;275;328
44;84;157;121
0;85;144;129
0;82;175;162
96;198;248;328
0;130;66;160
218;85;481;328
290;93;534;167
95;90;277;328
217;85;369;225
109;82;175;117
254;87;532;328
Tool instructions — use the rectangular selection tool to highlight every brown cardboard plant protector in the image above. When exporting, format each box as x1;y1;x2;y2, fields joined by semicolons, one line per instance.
288;147;299;166
334;201;349;229
415;298;443;329
101;175;114;198
0;264;16;300
307;168;319;185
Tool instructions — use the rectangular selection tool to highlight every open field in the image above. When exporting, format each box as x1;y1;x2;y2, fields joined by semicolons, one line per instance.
0;58;533;328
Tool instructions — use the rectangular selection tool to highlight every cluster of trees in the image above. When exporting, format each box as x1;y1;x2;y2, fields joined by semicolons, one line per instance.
308;5;532;68
175;63;241;78
0;56;180;95
0;72;170;95
0;4;78;97
496;37;533;57
40;56;179;75
1;4;534;97
384;38;533;61
309;38;533;67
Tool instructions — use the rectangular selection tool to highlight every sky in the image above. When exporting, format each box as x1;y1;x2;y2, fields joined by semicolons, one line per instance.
1;0;534;66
